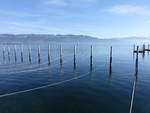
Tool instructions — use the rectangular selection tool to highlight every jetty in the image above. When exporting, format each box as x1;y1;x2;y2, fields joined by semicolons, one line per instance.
133;44;150;53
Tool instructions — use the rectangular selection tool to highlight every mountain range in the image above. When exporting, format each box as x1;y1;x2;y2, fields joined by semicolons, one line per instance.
0;34;149;44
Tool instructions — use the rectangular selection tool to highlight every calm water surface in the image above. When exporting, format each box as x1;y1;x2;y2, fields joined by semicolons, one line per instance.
0;41;150;113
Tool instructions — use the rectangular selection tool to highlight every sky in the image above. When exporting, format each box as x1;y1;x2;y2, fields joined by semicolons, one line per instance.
0;0;150;38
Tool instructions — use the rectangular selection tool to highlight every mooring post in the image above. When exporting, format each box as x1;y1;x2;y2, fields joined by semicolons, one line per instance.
3;46;5;61
7;46;10;62
90;45;93;72
142;44;145;59
21;45;23;63
73;45;76;70
133;45;135;59
109;46;113;75
48;44;50;65
135;46;139;77
14;45;17;63
60;45;62;65
38;45;41;64
28;46;32;64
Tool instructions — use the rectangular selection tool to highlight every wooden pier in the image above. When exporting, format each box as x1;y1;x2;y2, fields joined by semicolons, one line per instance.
133;44;150;53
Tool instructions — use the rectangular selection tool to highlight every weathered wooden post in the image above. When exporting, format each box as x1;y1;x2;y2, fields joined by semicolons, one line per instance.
48;44;50;65
133;45;135;59
90;45;93;72
3;46;5;61
38;45;41;64
7;46;10;62
135;46;139;77
109;46;112;75
142;44;145;59
60;45;62;66
21;45;23;63
14;45;17;63
73;45;76;71
28;46;32;64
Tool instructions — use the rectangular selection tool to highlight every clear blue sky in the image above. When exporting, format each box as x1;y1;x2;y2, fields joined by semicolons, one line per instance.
0;0;150;38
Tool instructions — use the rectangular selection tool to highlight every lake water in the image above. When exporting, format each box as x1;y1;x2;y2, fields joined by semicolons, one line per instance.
0;40;150;113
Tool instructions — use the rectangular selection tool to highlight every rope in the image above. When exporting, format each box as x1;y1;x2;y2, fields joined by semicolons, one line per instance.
129;79;137;113
0;69;98;98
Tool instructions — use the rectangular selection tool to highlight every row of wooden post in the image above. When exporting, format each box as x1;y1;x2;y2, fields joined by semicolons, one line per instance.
1;45;113;72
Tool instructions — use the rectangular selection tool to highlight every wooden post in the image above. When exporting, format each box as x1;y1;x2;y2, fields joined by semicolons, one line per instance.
7;46;10;62
3;46;5;61
142;44;145;59
48;44;50;65
90;45;93;72
135;46;139;77
38;45;41;64
21;45;23;63
133;45;135;59
14;45;17;63
60;45;62;65
28;46;32;64
73;45;76;71
109;46;112;75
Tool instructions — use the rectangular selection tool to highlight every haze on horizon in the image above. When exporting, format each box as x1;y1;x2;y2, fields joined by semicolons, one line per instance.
0;0;150;38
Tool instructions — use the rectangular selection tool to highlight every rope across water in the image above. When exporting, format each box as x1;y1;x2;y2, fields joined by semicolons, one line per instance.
0;69;99;98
